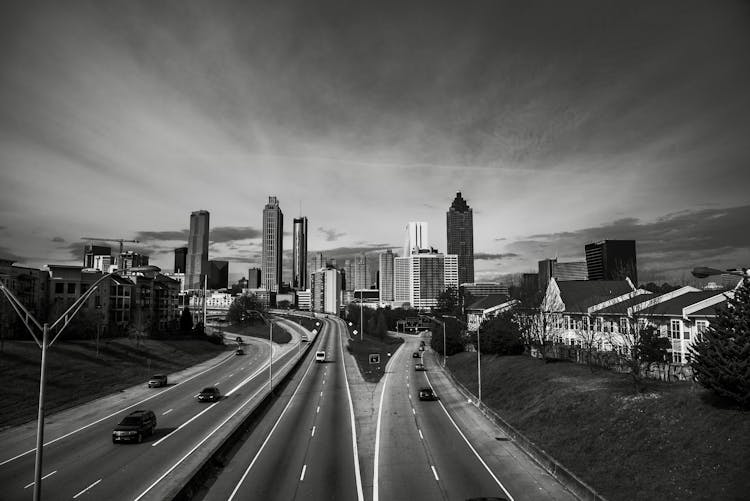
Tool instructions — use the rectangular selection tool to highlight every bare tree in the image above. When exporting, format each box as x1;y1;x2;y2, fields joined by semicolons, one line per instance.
608;314;669;392
515;307;554;361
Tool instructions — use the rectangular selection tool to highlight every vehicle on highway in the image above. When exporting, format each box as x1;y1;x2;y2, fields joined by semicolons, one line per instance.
235;336;243;344
197;386;222;402
301;333;309;342
415;363;426;371
315;350;326;362
420;340;426;347
236;347;244;355
412;351;421;358
147;374;167;388
419;345;425;351
112;410;156;443
418;387;438;401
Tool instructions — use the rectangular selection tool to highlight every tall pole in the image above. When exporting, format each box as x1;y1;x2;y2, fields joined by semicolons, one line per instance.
360;299;363;341
269;321;273;390
33;323;49;501
202;274;207;327
477;324;482;404
443;322;446;367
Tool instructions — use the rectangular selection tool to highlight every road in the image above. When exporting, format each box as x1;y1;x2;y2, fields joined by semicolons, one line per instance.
204;316;363;500
0;318;310;501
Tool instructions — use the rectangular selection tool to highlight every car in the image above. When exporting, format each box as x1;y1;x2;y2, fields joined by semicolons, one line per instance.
418;387;438;401
412;352;421;358
197;386;222;402
419;340;426;347
315;351;326;363
235;336;243;344
415;363;426;371
236;348;244;355
112;410;156;443
419;345;425;351
147;374;167;388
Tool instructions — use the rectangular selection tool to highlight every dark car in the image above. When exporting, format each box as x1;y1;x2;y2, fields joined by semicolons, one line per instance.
147;374;167;388
197;386;221;402
112;410;156;443
412;352;421;358
236;348;244;355
235;336;243;344
415;363;426;371
418;387;438;401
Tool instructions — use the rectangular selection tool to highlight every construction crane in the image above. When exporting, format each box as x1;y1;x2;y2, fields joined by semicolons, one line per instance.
80;237;140;255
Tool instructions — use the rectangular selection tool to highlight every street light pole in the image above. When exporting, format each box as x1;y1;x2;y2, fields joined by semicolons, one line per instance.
33;324;48;501
477;323;482;404
443;322;446;367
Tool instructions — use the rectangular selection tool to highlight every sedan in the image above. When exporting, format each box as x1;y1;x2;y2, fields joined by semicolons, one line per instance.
415;363;426;371
418;387;438;401
412;352;421;358
197;386;222;402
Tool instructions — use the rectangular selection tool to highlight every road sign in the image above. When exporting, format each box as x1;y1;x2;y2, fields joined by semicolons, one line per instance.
369;353;380;364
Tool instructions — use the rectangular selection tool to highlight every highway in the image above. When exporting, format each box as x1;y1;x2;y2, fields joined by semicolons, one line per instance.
204;316;363;500
0;318;311;501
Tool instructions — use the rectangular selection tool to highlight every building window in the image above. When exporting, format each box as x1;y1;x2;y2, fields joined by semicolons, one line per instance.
55;282;64;294
672;352;682;364
696;321;708;341
670;319;681;339
619;317;628;334
67;283;76;294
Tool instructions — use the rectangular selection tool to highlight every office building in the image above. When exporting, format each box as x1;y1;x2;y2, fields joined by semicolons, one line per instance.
394;250;458;309
311;267;342;314
248;267;262;288
538;258;588;292
404;222;428;256
446;192;475;285
83;244;111;268
262;196;283;292
585;240;638;284
379;250;395;301
460;282;509;297
353;252;370;290
343;259;353;291
186;210;210;290
208;260;229;290
174;247;187;273
292;217;308;290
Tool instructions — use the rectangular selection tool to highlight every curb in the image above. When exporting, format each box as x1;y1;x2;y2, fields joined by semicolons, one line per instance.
437;360;608;501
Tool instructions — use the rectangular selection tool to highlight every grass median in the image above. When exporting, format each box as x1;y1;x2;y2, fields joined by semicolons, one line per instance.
344;329;404;383
447;352;750;501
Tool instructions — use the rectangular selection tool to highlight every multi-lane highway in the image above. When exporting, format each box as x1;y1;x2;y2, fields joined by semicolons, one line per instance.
0;318;311;501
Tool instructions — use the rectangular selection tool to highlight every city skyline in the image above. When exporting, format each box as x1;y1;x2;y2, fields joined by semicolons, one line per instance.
1;1;749;285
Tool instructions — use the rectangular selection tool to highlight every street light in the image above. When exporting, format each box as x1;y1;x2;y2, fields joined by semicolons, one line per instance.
0;270;120;501
692;266;749;284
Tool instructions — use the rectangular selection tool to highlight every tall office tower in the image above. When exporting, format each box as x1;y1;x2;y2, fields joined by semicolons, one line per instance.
174;247;187;273
186;210;210;290
312;252;325;272
208;260;229;290
538;258;588;292
446;192;475;285
354;252;370;290
404;222;429;256
292;217;308;290
262;196;284;292
585;240;638;284
393;250;455;309
343;259;354;291
83;245;111;268
248;267;262;288
379;250;395;301
444;253;459;290
310;267;342;314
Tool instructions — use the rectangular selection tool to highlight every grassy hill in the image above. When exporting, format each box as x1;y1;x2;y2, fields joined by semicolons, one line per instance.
0;337;229;430
447;353;750;501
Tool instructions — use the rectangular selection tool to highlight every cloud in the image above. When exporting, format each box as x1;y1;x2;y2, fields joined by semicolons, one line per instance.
474;252;519;261
211;226;261;243
318;227;346;242
51;236;65;243
135;230;190;241
0;246;22;261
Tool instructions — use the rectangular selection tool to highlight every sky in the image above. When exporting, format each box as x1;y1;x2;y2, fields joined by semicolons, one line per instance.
1;0;749;286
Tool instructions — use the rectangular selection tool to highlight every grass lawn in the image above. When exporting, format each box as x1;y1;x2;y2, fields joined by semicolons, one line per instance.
221;320;292;344
447;353;750;501
344;327;404;383
0;337;229;430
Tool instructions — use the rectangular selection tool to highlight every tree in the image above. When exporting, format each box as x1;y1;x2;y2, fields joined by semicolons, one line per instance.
179;307;193;333
609;319;669;392
435;287;460;316
374;311;388;338
431;316;465;357
478;312;524;355
226;294;266;324
515;307;555;360
690;282;750;407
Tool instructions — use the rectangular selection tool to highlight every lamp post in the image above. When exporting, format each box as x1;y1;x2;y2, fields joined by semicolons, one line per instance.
476;322;482;404
0;270;119;501
692;266;749;285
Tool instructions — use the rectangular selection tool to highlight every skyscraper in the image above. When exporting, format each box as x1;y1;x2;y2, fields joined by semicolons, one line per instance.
174;247;187;273
393;249;458;310
404;222;428;256
262;196;283;292
208;260;229;290
292;217;308;290
446;192;474;285
585;240;638;284
379;250;395;301
354;252;370;290
248;267;262;288
186;210;210;290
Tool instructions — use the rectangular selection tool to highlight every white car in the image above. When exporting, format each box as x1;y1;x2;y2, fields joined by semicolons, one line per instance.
315;351;326;363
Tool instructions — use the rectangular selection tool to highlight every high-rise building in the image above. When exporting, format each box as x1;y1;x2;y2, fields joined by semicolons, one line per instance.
379;250;395;301
262;196;283;292
248;267;262;288
83;245;111;268
404;222;428;256
354;252;370;290
343;259;354;291
446;192;475;285
208;260;229;290
186;210;210;290
310;267;342;314
312;253;325;273
538;258;588;292
585;240;638;284
174;247;187;273
393;250;458;309
292;217;308;290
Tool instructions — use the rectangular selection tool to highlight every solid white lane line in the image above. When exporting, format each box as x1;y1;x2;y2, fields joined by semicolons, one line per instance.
162;409;173;416
431;465;439;481
24;470;57;489
0;352;239;466
226;347;318;501
337;319;365;501
300;464;307;481
73;479;101;498
424;372;515;501
311;426;316;437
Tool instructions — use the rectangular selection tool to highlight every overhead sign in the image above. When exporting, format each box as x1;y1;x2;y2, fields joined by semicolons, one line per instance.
369;353;380;364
